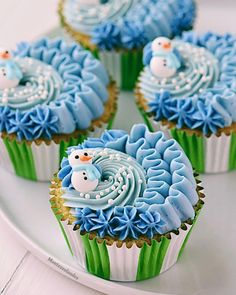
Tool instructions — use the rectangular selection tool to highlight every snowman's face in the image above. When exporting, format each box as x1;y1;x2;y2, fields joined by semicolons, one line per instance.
0;48;11;60
69;150;94;167
0;67;19;90
152;37;172;53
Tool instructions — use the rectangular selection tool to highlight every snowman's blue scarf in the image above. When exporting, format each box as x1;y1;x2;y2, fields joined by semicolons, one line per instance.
72;164;101;181
0;60;23;80
152;51;181;70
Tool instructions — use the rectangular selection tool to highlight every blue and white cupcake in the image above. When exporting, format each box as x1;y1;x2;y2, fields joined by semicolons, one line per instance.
0;38;117;181
50;124;204;281
136;32;236;173
58;0;196;90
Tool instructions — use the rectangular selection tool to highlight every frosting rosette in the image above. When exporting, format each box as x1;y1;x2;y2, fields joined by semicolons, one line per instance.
138;32;236;135
60;0;196;51
0;38;112;140
57;124;200;240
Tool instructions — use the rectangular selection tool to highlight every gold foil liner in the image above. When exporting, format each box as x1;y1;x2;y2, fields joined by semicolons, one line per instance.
135;83;236;138
50;173;205;248
1;81;118;145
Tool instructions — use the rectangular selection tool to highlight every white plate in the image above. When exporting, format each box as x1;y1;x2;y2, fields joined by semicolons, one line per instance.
1;91;236;295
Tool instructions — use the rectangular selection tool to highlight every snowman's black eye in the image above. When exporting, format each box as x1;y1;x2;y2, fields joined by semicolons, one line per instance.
5;51;8;54
84;152;88;156
158;42;161;45
75;155;79;159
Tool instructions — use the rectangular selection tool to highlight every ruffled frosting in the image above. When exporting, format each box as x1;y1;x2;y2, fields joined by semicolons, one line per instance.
0;38;109;140
58;124;199;240
63;0;196;50
140;32;236;135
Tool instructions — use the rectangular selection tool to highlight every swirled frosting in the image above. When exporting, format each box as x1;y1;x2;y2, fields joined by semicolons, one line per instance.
60;149;146;210
140;32;236;135
62;0;196;50
58;124;199;240
0;38;110;140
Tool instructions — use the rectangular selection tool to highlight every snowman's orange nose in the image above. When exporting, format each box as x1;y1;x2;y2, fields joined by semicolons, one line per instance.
0;51;10;59
80;155;92;162
163;42;171;49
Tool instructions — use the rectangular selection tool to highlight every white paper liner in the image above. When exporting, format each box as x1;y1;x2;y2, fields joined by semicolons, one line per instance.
205;133;231;173
0;135;14;173
31;141;60;181
98;51;121;87
59;221;194;281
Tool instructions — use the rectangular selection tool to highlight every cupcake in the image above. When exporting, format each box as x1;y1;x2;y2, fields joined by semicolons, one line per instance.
58;0;196;90
50;124;204;282
0;38;117;181
136;32;236;173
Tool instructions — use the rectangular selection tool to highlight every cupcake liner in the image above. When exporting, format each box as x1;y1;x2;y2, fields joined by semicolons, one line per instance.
136;96;236;173
0;122;110;181
98;49;143;90
52;214;201;282
50;177;204;282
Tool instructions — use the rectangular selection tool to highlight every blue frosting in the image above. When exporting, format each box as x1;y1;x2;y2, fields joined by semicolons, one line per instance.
63;0;196;50
0;38;110;140
58;124;199;240
92;22;121;51
140;32;236;135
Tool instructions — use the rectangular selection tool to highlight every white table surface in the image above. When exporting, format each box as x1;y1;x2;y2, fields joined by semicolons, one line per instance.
1;0;236;294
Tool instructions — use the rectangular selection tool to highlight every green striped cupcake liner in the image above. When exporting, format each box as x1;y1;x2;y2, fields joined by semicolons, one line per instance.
0;122;110;181
138;108;236;173
50;177;204;282
97;49;144;90
53;208;202;282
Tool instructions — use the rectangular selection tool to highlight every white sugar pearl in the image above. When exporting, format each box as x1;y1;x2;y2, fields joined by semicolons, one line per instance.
185;84;191;90
127;157;132;161
105;188;110;193
80;193;84;198
100;191;104;196
2;97;8;104
109;155;114;160
122;171;127;176
108;199;114;205
175;85;180;90
96;195;101;199
202;76;207;82
161;79;167;85
199;68;205;74
118;177;123;182
127;174;132;179
172;79;177;84
118;190;122;194
85;194;90;199
138;179;143;184
109;176;113;180
122;185;127;191
114;182;119;187
111;185;115;190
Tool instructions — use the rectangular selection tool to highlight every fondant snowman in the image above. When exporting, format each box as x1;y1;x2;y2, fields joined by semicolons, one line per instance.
150;37;181;79
69;150;101;193
0;48;23;90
